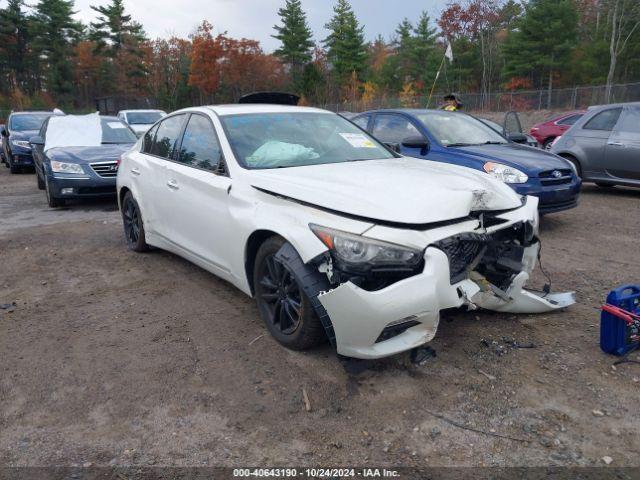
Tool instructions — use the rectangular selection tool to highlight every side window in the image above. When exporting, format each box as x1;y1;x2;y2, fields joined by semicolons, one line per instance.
142;123;159;154
372;114;420;143
177;114;223;172
352;115;370;130
557;114;581;126
615;107;640;134
583;108;622;132
150;115;185;158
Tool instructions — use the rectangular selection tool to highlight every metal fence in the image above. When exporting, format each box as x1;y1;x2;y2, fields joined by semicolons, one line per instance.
322;81;640;113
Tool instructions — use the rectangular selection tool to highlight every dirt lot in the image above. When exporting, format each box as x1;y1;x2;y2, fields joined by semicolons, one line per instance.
1;164;640;469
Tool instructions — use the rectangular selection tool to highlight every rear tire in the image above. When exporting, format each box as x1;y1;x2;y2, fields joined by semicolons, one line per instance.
253;236;325;351
122;191;149;252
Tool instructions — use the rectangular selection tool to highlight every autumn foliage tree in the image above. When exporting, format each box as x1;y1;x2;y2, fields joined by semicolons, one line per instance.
188;20;224;102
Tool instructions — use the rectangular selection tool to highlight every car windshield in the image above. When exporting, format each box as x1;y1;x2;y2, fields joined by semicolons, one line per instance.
415;111;508;147
480;118;502;132
101;118;137;144
10;114;52;131
126;112;163;125
221;112;395;169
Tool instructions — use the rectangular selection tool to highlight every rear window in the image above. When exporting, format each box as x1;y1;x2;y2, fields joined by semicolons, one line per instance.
101;118;137;144
126;112;164;125
557;114;582;126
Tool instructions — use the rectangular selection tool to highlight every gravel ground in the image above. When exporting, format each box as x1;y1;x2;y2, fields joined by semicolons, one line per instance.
1;164;640;469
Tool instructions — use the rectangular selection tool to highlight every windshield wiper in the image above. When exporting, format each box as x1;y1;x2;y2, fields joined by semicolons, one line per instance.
445;142;476;147
482;141;507;145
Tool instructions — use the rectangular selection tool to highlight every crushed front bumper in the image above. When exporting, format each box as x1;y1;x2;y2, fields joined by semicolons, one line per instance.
316;197;575;359
319;247;481;359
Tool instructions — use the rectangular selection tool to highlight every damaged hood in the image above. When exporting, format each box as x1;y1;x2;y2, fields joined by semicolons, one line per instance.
248;157;523;224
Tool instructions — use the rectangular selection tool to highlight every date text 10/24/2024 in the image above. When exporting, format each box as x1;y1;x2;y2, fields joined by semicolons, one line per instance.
233;468;400;478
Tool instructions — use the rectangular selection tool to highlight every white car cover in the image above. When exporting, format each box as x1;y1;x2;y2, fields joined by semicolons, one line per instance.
44;112;102;152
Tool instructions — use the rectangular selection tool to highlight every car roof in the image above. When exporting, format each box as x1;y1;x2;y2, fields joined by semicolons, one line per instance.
119;109;165;113
587;101;640;110
203;104;331;116
356;108;460;116
10;111;55;116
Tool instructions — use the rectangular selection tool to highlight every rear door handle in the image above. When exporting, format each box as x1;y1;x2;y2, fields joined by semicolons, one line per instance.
131;167;141;175
166;179;179;190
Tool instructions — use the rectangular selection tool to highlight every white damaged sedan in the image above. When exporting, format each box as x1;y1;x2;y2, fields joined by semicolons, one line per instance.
117;105;574;360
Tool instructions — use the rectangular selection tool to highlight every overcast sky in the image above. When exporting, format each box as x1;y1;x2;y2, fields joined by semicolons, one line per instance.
23;0;449;52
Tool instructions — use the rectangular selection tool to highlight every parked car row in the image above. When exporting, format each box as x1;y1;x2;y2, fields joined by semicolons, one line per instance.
7;100;637;362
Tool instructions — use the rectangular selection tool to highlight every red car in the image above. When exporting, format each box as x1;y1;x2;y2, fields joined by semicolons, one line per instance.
530;111;586;150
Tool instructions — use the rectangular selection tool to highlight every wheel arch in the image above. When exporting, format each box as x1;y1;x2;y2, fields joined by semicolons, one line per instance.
557;152;582;177
244;229;284;296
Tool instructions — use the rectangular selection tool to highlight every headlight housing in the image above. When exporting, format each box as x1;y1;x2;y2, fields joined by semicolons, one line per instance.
51;161;85;175
483;162;528;184
11;139;31;150
310;224;423;269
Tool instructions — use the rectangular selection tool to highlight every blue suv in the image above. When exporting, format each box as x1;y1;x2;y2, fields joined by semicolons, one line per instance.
352;109;581;214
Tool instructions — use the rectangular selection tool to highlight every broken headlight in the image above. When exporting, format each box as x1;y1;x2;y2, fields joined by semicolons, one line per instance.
310;224;423;269
483;162;528;184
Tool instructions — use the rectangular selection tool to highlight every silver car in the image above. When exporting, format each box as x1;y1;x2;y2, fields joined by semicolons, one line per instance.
551;102;640;187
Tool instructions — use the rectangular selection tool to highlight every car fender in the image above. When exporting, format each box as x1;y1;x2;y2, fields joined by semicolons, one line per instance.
227;183;374;296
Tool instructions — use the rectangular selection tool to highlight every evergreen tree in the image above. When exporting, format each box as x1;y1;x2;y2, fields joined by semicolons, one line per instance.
394;18;413;82
410;12;438;90
0;0;32;92
90;0;145;56
323;0;367;84
90;0;147;95
32;0;83;97
503;0;577;102
272;0;314;72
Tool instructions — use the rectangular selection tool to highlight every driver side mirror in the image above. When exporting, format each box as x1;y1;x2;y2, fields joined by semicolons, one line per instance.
402;135;430;151
29;135;44;146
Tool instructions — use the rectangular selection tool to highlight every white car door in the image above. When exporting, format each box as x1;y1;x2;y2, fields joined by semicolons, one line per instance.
138;113;188;238
159;113;234;275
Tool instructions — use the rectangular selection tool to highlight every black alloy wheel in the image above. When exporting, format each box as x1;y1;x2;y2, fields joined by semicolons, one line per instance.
122;192;148;252
258;254;303;335
253;237;325;350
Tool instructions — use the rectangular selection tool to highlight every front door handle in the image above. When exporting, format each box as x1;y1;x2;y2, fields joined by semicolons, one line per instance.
607;141;625;147
131;167;141;176
167;179;179;190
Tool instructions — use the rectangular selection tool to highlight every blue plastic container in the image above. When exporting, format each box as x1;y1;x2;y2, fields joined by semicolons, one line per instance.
600;285;640;356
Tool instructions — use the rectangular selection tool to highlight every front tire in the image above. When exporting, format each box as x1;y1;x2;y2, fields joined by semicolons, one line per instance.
36;171;45;190
122;191;149;252
253;237;325;351
45;176;65;208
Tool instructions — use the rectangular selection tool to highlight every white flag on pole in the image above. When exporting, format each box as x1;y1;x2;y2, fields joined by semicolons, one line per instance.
445;41;453;62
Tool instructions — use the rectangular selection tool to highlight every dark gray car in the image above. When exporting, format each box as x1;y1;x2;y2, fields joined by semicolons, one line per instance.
551;102;640;187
